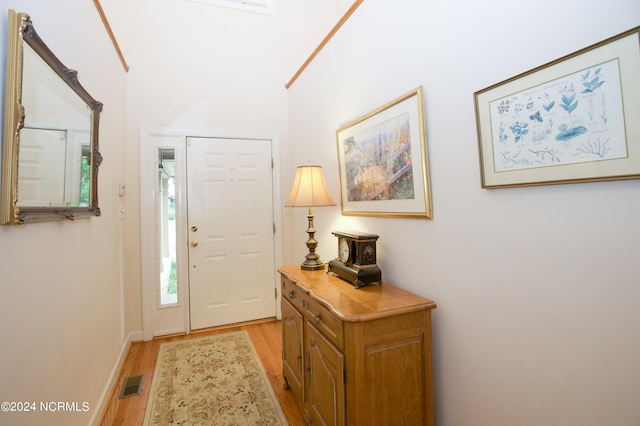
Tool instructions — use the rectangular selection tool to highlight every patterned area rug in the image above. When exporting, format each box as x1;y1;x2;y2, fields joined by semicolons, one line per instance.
143;331;288;425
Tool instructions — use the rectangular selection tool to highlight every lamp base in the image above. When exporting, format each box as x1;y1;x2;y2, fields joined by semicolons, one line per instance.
300;258;325;271
299;207;325;271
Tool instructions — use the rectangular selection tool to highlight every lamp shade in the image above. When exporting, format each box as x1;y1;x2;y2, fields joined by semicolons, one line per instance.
285;164;336;207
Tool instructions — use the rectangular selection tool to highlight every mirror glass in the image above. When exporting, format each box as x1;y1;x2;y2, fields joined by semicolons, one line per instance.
19;43;93;208
1;10;102;224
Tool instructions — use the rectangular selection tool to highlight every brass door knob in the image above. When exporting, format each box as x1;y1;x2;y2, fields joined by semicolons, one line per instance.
190;240;199;247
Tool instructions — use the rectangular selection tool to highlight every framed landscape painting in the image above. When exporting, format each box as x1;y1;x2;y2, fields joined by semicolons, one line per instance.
475;27;640;188
336;87;432;218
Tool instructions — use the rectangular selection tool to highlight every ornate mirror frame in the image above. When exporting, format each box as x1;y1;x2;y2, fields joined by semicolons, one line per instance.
1;10;103;224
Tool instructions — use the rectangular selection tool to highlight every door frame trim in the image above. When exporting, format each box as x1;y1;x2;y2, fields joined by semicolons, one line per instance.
139;126;283;341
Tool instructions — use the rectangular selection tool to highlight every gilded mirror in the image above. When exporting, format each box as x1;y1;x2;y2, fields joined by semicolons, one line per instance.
1;10;103;224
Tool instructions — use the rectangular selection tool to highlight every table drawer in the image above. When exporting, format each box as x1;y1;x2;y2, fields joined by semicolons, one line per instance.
302;294;343;350
282;275;305;312
281;275;343;350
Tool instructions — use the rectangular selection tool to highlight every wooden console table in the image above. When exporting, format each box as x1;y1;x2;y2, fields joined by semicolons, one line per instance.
278;265;436;425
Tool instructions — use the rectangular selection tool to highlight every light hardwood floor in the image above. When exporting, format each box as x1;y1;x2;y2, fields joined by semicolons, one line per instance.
99;319;304;425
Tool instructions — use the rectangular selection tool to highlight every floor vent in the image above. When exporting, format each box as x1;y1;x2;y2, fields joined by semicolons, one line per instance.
118;374;143;399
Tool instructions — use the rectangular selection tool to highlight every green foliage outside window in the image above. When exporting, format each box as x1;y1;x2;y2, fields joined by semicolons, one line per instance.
80;155;90;205
168;260;177;295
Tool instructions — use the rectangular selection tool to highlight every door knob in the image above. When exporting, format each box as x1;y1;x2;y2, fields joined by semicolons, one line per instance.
190;240;199;247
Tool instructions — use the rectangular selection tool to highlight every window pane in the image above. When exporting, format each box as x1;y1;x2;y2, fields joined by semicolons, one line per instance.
159;149;177;306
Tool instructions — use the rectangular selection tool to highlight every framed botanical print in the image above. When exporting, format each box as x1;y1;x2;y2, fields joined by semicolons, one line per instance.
475;27;640;188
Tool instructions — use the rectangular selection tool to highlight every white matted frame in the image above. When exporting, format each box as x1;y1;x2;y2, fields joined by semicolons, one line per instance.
336;87;432;218
475;27;640;188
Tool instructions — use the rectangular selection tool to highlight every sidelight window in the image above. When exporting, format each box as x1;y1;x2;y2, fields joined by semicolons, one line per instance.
158;149;178;306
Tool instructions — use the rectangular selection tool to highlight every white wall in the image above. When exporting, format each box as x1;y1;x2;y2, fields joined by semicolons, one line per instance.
1;0;637;424
98;0;346;334
0;1;128;425
287;1;640;425
0;1;346;423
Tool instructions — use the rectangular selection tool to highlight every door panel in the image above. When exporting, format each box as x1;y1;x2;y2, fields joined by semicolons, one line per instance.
187;137;276;330
282;298;305;400
18;128;66;204
306;323;346;426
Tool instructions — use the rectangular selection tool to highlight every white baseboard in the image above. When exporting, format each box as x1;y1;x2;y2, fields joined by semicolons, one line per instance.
153;327;186;339
89;330;143;425
130;330;144;342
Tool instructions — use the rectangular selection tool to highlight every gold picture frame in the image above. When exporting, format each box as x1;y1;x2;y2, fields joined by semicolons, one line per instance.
336;87;432;218
475;27;640;188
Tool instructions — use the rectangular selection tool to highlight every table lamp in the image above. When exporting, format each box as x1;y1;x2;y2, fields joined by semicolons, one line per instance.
285;164;336;270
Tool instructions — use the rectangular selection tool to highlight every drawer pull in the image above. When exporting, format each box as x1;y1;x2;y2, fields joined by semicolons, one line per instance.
288;290;295;299
302;299;307;308
314;313;322;324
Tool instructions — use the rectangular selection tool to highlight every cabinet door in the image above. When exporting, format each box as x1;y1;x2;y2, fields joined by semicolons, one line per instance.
306;323;345;426
362;333;430;425
282;298;304;400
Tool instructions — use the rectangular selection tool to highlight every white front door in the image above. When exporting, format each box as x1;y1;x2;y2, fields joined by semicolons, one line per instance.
18;128;67;204
186;137;276;330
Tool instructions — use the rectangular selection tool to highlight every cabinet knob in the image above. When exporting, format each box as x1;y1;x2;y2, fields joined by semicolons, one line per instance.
314;313;322;324
288;290;295;299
